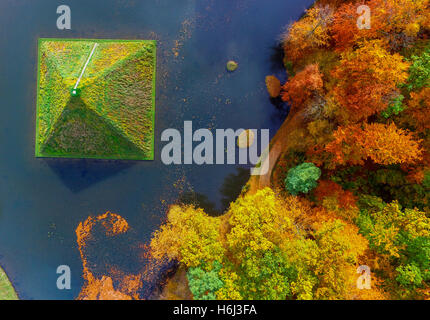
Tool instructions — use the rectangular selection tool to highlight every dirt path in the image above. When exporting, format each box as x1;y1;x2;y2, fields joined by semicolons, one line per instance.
249;109;304;193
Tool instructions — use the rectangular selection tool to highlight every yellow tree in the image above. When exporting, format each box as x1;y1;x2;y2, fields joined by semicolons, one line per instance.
225;188;302;261
150;205;224;268
283;5;334;63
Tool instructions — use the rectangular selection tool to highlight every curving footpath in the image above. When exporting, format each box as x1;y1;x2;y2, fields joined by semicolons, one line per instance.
249;109;304;193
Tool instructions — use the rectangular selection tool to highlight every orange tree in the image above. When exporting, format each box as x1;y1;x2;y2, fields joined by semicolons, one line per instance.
324;122;422;167
331;40;409;122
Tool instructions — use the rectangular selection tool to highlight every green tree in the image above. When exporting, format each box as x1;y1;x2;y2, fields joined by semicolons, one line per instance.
236;247;297;300
357;198;430;293
187;261;224;300
396;264;423;288
285;162;321;196
382;94;405;118
406;45;430;91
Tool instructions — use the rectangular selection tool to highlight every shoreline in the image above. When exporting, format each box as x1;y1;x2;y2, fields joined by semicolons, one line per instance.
0;265;18;300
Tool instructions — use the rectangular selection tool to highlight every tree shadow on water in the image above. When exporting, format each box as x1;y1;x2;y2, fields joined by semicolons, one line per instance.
44;158;136;193
269;43;287;75
176;168;251;217
270;96;290;122
220;167;250;213
178;191;219;216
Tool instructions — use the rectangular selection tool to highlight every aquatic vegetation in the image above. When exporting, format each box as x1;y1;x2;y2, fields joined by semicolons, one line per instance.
76;212;136;300
226;60;238;72
35;39;156;160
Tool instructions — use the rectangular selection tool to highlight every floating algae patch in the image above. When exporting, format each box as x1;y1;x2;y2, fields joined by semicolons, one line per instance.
35;38;156;160
0;267;18;300
75;212;167;300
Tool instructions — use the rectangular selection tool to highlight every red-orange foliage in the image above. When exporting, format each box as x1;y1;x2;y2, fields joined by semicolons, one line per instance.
281;64;324;111
76;212;141;300
371;0;430;50
330;0;430;51
325;122;423;166
332;40;409;121
406;87;430;133
314;180;358;209
330;2;373;52
405;168;426;184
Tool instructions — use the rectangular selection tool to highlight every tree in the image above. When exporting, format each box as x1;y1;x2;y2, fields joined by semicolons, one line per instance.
283;5;334;63
330;0;430;52
219;189;307;299
382;94;405;118
226;188;301;260
312;220;367;299
405;45;430;91
150;205;224;267
331;40;409;121
187;261;224;300
406;87;430;133
149;188;371;300
370;0;430;50
285;162;321;196
281;64;324;112
313;180;358;222
396;264;424;289
357;198;430;295
325;123;422;166
330;2;373;52
234;247;297;300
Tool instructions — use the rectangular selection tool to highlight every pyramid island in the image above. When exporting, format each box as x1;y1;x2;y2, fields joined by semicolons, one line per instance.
35;38;156;160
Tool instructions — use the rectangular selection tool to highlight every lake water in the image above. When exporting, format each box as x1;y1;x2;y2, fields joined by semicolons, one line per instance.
0;0;313;299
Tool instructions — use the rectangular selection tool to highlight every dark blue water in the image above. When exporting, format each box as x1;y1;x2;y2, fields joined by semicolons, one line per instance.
0;0;313;299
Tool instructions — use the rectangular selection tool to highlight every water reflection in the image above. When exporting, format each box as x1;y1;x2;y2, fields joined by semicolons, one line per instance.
178;191;218;216
219;167;250;213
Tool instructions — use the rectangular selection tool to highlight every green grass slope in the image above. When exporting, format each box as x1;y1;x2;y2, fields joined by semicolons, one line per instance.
42;97;147;159
35;38;156;160
0;267;18;300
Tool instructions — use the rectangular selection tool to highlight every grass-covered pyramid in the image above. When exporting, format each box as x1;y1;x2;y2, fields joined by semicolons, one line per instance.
35;38;156;160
